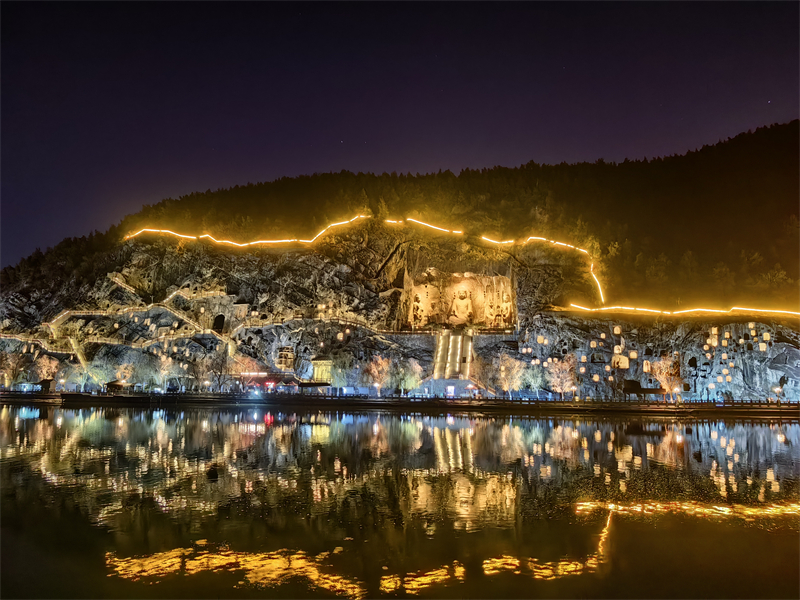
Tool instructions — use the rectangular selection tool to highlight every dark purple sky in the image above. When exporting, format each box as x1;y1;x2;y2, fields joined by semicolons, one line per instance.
2;2;798;267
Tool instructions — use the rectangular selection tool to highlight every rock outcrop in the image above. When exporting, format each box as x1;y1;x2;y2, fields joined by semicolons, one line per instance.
1;219;797;399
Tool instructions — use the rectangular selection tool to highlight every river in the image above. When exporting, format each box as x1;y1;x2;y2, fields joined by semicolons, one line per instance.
1;404;797;598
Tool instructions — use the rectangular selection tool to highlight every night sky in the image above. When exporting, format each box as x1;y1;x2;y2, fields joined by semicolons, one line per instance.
2;2;798;267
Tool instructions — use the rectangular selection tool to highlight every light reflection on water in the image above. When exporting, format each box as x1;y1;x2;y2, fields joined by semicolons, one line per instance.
1;404;798;598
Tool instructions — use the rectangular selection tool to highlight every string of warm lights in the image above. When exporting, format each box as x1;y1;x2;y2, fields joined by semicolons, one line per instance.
117;214;800;316
124;215;368;247
569;304;800;317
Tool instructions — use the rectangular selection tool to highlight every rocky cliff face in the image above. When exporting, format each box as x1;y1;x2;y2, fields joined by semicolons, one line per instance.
1;219;797;399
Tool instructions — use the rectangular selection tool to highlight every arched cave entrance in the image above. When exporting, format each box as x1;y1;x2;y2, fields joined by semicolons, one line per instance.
212;314;225;333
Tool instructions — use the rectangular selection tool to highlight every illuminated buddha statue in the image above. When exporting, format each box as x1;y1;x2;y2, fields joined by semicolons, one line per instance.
499;292;513;325
448;289;473;325
412;293;425;327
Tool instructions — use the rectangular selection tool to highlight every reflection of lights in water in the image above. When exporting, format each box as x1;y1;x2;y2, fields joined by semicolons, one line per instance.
380;561;465;595
106;547;367;599
378;514;613;595
575;501;799;519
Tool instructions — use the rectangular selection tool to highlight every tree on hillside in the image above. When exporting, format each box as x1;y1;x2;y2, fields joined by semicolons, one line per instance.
651;355;684;402
330;353;359;394
362;354;391;397
206;351;233;392
187;357;212;391
390;358;424;396
494;354;525;399
32;355;60;381
520;364;547;399
0;352;30;387
547;354;577;400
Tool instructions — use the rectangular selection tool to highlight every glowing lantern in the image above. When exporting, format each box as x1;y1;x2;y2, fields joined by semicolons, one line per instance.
592;374;600;382
590;341;597;348
759;343;767;351
709;383;716;389
763;332;771;341
605;365;611;372
601;333;606;339
581;355;587;363
629;350;638;359
537;335;544;344
580;367;586;373
613;326;621;335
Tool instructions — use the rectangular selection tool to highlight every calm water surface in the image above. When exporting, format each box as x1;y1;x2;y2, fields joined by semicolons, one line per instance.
1;404;798;598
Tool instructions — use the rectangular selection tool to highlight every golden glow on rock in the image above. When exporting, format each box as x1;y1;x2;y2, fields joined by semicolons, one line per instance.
121;215;800;315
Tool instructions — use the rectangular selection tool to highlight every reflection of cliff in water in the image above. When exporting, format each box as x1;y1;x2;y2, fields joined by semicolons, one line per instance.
1;406;797;545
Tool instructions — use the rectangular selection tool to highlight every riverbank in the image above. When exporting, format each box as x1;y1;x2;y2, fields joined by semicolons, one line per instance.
1;391;797;418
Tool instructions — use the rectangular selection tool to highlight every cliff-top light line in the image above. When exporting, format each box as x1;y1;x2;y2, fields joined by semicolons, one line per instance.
124;214;798;317
569;304;800;317
124;215;369;247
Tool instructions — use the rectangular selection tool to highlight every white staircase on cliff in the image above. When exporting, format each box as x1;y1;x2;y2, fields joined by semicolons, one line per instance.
432;330;473;380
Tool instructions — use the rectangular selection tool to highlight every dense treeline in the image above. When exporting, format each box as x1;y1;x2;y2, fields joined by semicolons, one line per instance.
2;121;798;309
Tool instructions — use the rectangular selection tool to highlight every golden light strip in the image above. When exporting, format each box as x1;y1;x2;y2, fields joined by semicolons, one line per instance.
570;304;800;317
118;215;799;316
590;264;605;304
125;215;368;246
405;217;462;234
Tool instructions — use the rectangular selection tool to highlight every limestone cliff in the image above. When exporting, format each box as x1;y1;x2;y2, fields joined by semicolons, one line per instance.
0;219;797;399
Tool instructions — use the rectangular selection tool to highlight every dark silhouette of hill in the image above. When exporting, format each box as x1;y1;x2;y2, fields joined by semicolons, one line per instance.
3;120;798;310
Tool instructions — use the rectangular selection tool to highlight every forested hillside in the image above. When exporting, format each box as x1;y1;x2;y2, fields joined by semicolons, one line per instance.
3;121;798;310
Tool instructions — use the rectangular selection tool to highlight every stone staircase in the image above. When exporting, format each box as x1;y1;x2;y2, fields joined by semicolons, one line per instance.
432;330;473;380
